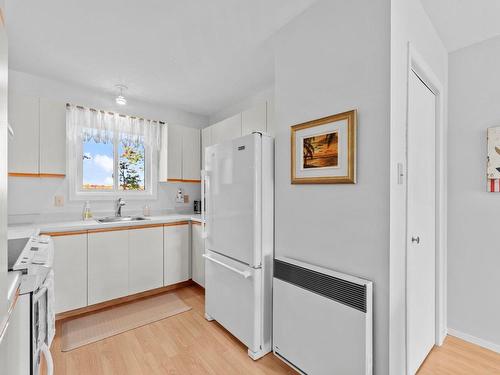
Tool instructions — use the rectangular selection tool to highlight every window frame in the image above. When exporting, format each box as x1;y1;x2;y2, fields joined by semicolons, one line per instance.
69;130;157;201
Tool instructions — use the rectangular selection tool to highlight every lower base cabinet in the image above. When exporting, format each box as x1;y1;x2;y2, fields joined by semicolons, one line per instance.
52;234;88;313
164;223;190;286
191;222;205;287
51;221;195;313
129;226;164;294
88;230;129;305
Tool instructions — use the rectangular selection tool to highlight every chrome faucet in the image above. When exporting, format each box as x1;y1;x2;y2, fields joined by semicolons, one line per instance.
115;198;126;217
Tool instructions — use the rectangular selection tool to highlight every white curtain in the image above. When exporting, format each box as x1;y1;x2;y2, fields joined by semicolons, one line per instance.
66;104;161;149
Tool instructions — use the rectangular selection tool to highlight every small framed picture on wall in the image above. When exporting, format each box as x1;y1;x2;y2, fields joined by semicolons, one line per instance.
291;110;357;184
487;126;500;192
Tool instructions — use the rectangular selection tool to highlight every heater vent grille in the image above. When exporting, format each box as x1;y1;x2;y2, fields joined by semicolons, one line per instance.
274;259;367;313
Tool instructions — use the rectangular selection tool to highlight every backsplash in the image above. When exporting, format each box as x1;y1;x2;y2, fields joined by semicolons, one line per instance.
8;177;201;225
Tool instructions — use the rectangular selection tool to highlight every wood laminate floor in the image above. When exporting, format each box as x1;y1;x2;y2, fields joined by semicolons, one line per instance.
50;285;500;374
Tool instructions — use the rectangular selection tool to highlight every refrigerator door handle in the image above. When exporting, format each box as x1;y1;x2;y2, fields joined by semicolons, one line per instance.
203;254;252;279
201;170;208;239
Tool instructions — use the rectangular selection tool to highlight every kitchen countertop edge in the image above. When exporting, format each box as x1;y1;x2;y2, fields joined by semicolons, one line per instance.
9;214;203;238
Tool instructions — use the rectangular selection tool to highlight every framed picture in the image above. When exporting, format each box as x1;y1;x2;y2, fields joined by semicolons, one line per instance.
487;126;500;192
291;110;356;184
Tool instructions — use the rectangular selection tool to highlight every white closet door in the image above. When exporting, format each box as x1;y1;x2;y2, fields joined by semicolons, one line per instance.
407;70;436;375
8;93;39;174
182;127;201;180
201;126;211;169
39;98;66;175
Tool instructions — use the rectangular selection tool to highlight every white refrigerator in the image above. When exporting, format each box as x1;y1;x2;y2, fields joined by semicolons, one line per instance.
202;132;274;360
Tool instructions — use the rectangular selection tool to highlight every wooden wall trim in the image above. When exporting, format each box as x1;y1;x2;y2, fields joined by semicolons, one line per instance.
43;221;191;237
163;221;190;227
191;221;202;226
87;223;165;234
41;230;88;237
56;280;194;321
9;172;65;178
167;178;201;183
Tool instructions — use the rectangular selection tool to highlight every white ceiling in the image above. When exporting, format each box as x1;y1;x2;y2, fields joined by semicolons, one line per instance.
5;0;317;116
421;0;500;52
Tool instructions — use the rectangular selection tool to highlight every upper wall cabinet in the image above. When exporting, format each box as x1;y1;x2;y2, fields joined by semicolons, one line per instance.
242;102;267;135
211;113;242;146
39;98;67;175
8;93;39;174
159;123;201;182
182;126;201;181
201;100;273;169
8;93;66;177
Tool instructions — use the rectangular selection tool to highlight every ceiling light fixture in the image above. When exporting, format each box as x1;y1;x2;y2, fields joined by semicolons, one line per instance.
115;84;128;106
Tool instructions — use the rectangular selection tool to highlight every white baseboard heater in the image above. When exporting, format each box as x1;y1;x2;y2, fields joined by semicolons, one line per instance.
273;257;373;375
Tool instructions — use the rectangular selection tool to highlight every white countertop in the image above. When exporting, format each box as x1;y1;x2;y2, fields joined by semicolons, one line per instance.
8;213;202;238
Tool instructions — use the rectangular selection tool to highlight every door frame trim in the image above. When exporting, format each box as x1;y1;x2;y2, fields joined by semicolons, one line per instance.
404;43;447;374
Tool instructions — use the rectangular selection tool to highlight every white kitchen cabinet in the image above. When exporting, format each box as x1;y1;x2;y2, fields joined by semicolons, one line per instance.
210;113;242;145
128;226;164;294
181;126;201;181
39;98;66;175
191;222;205;287
88;230;129;305
167;124;183;180
164;223;190;286
242;102;267;135
201;126;211;168
8;93;39;174
159;124;201;182
52;233;88;313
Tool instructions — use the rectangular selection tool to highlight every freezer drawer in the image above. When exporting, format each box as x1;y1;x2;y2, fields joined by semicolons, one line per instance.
204;250;262;353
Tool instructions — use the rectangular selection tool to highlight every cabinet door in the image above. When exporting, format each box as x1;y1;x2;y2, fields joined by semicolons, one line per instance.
39;98;66;175
242;102;267;135
164;223;190;286
52;234;88;313
191;222;205;287
167;124;183;180
158;124;169;182
88;230;128;305
129;227;164;294
8;94;39;174
210;113;242;146
182;127;201;181
201;126;211;169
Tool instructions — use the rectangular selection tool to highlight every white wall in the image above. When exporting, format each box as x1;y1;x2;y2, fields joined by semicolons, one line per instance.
8;70;203;223
273;1;390;373
389;0;448;373
448;35;500;351
9;70;208;129
208;85;273;125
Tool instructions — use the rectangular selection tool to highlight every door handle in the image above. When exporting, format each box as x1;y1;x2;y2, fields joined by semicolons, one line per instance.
411;236;420;244
202;254;252;279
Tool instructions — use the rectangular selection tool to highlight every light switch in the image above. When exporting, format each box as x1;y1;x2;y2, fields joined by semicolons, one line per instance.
54;195;64;207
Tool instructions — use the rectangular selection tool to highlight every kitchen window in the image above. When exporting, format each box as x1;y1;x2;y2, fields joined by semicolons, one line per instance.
67;104;161;200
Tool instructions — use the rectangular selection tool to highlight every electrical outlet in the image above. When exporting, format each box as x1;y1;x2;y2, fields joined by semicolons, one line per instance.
54;195;64;207
175;188;184;203
184;194;189;203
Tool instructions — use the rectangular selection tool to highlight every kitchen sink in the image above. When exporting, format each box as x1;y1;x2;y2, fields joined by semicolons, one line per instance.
96;216;150;223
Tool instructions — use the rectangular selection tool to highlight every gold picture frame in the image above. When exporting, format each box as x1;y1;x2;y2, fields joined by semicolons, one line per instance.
291;110;356;184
